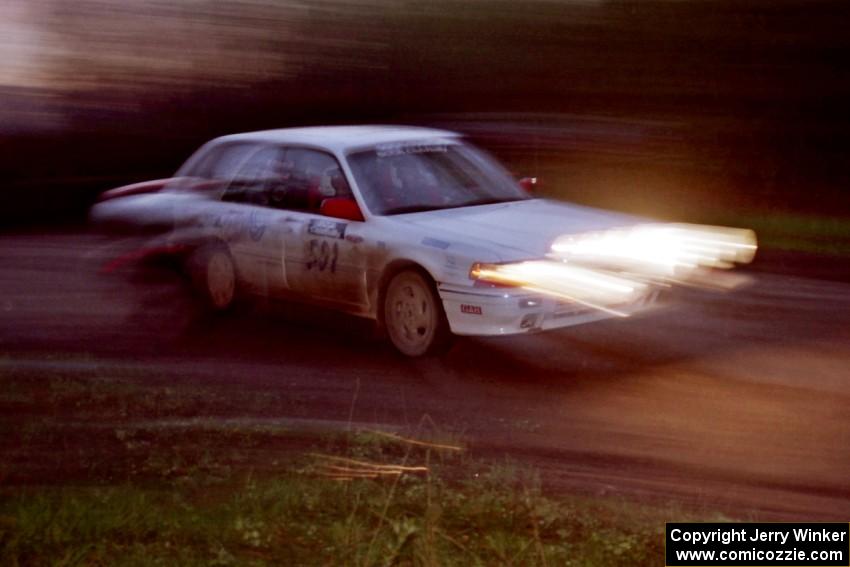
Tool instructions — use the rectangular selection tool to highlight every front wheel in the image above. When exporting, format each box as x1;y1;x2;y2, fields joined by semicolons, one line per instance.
383;269;452;357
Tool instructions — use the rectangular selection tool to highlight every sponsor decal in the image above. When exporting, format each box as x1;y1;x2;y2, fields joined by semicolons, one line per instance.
376;143;448;158
305;239;339;273
422;237;450;250
345;233;363;244
461;304;483;315
308;219;347;239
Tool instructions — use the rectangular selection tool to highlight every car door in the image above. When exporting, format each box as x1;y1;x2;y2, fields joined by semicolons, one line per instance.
216;145;290;295
276;147;368;307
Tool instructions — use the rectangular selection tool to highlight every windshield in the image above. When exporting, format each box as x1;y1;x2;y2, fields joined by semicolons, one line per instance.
347;141;529;215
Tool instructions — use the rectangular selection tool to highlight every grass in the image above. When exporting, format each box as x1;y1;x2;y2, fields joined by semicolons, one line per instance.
0;365;713;566
0;458;670;566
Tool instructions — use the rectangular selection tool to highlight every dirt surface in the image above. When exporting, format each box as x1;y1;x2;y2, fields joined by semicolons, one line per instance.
1;230;849;520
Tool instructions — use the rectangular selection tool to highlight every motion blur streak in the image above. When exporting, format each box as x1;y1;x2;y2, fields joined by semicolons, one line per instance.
550;223;757;276
472;223;756;315
471;260;647;316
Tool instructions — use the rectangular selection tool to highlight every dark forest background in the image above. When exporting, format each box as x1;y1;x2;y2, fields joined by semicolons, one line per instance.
1;0;848;225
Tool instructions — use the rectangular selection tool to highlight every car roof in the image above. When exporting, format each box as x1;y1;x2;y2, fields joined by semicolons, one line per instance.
212;125;461;153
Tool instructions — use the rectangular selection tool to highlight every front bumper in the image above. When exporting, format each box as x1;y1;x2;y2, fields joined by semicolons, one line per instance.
438;283;661;336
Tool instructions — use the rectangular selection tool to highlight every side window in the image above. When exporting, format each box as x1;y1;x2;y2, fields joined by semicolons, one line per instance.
267;148;351;212
211;145;353;213
221;146;286;206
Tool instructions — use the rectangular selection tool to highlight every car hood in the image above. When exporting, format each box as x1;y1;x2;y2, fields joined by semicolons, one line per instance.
396;199;645;261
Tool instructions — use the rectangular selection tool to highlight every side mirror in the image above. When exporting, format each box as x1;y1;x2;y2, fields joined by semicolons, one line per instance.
518;177;538;194
320;197;364;222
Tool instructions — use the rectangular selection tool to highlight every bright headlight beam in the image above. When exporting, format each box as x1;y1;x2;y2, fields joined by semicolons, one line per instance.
469;223;755;316
470;260;647;316
550;223;757;277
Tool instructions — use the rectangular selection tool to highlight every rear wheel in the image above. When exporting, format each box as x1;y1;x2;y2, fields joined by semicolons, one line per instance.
383;269;452;357
188;244;236;311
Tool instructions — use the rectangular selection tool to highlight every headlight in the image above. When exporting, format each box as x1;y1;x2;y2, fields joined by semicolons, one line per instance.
470;260;646;316
468;223;756;317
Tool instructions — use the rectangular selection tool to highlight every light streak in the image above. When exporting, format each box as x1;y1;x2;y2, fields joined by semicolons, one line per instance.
470;222;757;315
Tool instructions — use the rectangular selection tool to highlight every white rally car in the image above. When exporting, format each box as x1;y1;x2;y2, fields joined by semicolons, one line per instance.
91;125;756;356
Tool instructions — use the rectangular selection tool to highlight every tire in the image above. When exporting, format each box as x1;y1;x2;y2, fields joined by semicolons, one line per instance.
382;269;452;357
188;244;236;311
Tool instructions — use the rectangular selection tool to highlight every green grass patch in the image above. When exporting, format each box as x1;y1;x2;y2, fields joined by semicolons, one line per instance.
0;366;718;565
0;463;675;567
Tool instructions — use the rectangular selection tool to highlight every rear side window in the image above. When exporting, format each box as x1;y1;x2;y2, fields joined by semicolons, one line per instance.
168;142;258;194
221;146;287;206
190;143;257;179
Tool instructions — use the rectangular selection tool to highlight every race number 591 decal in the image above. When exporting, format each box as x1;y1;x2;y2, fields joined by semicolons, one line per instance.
306;239;338;273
